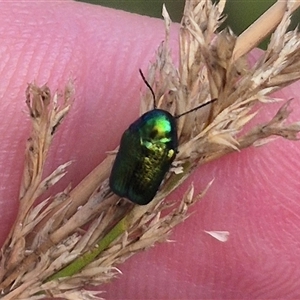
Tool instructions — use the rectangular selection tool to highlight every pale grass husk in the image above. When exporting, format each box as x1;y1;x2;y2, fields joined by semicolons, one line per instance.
1;0;300;299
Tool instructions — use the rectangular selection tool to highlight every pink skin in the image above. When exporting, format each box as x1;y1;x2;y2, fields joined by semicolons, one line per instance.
1;1;300;299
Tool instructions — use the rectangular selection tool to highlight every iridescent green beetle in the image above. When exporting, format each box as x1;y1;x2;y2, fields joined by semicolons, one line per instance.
109;70;215;205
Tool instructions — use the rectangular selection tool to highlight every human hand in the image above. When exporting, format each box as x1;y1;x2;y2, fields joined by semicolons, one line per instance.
1;2;300;299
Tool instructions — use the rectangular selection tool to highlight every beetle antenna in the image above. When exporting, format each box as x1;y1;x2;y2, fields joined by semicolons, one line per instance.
139;69;157;109
175;98;217;119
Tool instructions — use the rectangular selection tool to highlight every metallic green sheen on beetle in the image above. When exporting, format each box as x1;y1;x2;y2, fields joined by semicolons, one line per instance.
109;70;215;205
109;109;178;205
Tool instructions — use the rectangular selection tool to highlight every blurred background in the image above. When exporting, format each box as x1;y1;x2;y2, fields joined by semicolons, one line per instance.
76;0;300;49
